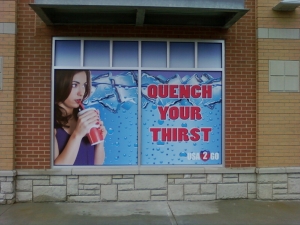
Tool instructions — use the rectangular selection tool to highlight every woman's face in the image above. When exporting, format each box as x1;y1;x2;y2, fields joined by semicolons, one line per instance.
59;71;87;114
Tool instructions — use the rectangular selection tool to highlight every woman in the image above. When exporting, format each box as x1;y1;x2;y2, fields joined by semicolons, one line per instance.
54;70;106;165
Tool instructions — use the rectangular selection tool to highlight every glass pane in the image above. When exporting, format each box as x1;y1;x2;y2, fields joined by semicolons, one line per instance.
142;41;167;67
198;43;222;68
285;76;299;92
84;40;110;67
53;70;139;166
88;70;138;165
269;76;284;91
55;40;81;66
170;42;194;68
113;41;138;67
141;70;223;165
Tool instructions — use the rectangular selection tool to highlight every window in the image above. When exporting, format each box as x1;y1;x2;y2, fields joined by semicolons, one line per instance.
52;38;224;167
269;60;300;92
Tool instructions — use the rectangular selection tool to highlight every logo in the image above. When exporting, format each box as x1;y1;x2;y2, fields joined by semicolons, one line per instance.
200;150;210;161
187;150;219;161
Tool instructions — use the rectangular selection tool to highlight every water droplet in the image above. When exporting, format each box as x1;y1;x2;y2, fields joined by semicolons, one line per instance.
115;142;120;147
157;141;165;145
158;120;164;125
181;123;187;127
108;128;114;135
179;152;187;157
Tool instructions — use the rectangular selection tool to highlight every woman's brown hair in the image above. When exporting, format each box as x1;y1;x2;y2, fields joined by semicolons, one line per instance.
54;70;91;128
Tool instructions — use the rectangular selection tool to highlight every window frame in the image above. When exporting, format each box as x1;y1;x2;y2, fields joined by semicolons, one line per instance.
51;37;225;171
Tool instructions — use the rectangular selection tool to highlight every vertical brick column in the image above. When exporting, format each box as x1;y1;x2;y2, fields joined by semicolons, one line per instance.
0;0;16;171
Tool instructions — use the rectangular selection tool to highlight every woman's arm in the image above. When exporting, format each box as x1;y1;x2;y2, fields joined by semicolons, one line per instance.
94;120;107;165
54;130;83;165
94;143;105;165
54;109;100;165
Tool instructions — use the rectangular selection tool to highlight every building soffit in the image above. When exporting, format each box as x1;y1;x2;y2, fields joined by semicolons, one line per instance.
29;0;249;29
273;0;300;11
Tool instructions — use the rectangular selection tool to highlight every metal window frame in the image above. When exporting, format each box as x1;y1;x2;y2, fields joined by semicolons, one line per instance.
51;37;225;171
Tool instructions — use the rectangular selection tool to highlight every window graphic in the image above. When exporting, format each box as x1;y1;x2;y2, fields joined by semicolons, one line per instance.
52;38;224;166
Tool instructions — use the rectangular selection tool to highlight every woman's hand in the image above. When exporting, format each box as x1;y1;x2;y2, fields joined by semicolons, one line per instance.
94;120;107;165
74;109;100;138
98;120;107;140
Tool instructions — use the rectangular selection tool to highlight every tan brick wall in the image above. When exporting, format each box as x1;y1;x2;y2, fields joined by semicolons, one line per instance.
258;0;300;28
257;0;300;167
0;0;16;170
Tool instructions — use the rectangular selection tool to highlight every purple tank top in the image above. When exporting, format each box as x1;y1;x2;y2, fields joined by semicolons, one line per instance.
56;127;95;165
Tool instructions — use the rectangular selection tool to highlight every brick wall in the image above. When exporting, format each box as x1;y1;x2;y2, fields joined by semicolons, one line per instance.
257;0;300;167
258;0;300;28
0;0;16;170
15;0;256;169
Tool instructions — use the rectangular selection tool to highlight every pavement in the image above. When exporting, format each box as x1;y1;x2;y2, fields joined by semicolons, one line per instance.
0;199;300;225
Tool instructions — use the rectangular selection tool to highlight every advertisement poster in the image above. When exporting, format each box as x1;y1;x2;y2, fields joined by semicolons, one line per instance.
53;70;138;166
141;71;222;165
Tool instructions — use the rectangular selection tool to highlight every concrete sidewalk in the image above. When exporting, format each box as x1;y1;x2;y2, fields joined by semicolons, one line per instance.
0;199;300;225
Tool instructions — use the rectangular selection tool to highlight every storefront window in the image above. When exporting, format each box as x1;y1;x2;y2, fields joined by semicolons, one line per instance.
141;41;167;68
54;40;81;66
112;41;138;67
84;40;110;67
198;43;222;68
52;38;224;167
170;42;195;68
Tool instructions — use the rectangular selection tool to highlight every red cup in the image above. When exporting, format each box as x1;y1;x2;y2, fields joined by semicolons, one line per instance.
87;126;104;145
78;108;103;145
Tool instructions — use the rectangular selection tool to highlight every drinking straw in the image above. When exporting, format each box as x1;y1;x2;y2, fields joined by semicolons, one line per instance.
79;102;85;110
76;100;85;110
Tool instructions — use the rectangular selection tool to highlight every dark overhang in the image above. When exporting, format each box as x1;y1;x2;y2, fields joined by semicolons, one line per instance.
29;0;249;28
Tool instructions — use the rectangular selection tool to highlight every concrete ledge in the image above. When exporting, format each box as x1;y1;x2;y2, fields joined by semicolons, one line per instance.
17;169;72;176
0;171;16;177
14;167;260;176
286;167;300;173
139;166;206;174
205;167;256;174
256;167;300;174
139;167;255;174
72;167;139;175
15;167;300;176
